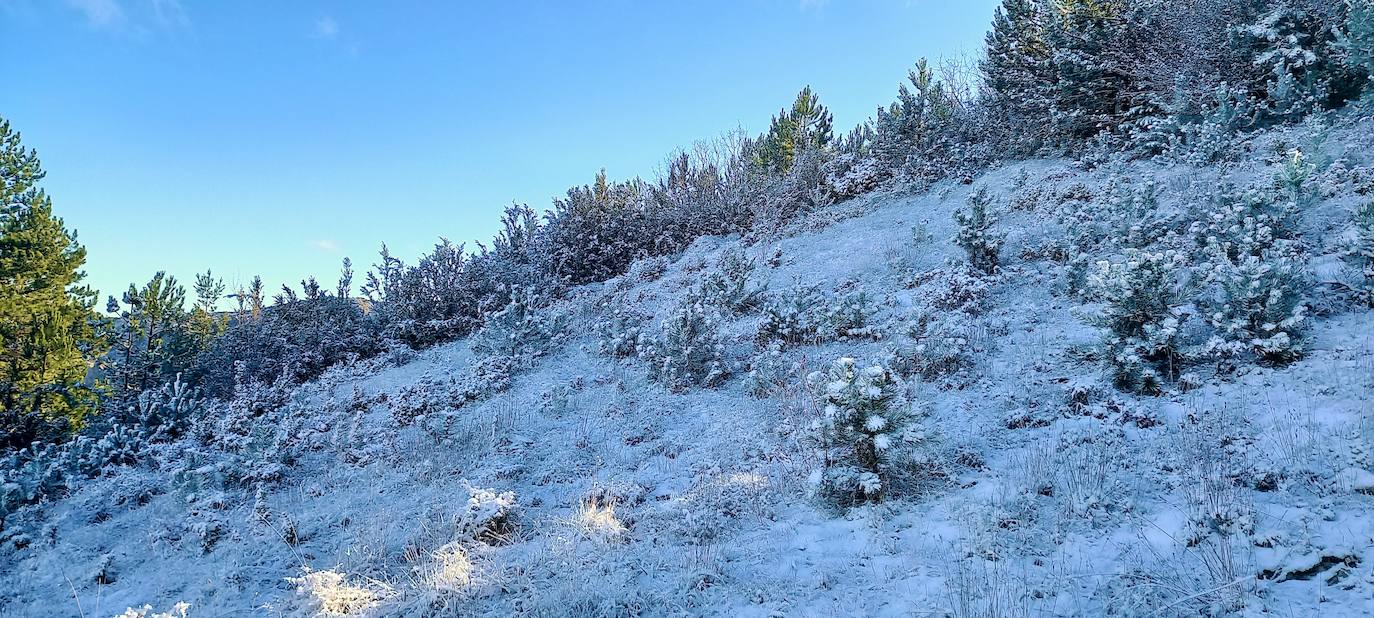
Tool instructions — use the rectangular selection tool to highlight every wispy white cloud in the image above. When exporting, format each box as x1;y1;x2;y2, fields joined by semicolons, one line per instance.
311;239;341;252
150;0;189;31
312;15;338;39
65;0;124;29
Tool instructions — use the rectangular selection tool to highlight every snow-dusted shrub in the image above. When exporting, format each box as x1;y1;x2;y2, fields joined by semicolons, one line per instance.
926;266;991;315
885;311;976;381
1275;148;1318;208
626;255;669;283
113;602;191;618
822;152;885;202
291;568;391;616
596;306;648;359
806;358;915;505
699;247;766;314
952;187;1004;274
1187;186;1295;263
745;342;796;398
757;285;879;347
1085;250;1189;394
472;285;566;363
1198;250;1308;365
393;359;514;429
639;292;729;391
455;481;517;543
1329;200;1374;307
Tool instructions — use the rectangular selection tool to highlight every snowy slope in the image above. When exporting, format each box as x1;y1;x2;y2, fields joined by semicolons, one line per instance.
2;117;1373;617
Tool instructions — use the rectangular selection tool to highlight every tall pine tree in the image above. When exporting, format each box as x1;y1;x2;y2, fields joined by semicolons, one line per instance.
0;118;102;448
981;0;1054;148
755;86;833;174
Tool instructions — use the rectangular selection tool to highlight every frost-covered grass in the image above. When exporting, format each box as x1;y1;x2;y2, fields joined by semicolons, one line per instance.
3;113;1374;617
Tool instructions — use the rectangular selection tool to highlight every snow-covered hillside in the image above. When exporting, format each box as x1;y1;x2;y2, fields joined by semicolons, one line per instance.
3;114;1373;617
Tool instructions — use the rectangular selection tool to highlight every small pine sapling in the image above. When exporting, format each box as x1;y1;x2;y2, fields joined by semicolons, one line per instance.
806;357;915;506
953;187;1005;274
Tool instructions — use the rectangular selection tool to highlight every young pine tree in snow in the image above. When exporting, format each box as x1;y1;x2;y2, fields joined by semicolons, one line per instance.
102;272;192;409
1200;250;1307;365
639;292;729;391
953;187;1005;275
1331;201;1374;306
1342;0;1374;89
1086;250;1188;394
473;285;565;362
807;357;913;505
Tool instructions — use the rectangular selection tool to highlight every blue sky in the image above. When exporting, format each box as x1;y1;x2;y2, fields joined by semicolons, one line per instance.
1;0;998;303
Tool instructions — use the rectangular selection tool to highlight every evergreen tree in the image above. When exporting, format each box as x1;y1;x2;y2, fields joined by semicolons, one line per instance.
755;86;833;174
187;269;227;354
1045;0;1135;140
873;59;958;170
981;0;1054;147
0;119;102;448
101;272;191;407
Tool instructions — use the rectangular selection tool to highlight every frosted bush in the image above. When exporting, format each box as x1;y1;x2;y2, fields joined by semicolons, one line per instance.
291;568;391;616
1188;186;1296;262
113;602;191;618
1329;201;1374;307
472;285;566;363
596;306;648;358
1199;250;1307;365
639;292;729;391
757;285;879;346
1275;148;1317;208
823;152;886;201
700;247;766;314
455;481;517;543
806;358;915;505
952;187;1004;274
746;342;796;398
885;311;976;380
1086;250;1189;394
926;267;991;314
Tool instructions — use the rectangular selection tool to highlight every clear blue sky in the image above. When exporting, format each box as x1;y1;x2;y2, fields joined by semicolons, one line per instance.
1;0;998;303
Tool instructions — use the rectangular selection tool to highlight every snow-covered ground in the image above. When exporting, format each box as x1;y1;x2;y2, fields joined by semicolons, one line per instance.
3;115;1372;617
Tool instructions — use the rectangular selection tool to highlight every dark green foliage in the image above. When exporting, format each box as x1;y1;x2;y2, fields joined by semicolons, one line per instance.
0;119;102;449
755;86;833;174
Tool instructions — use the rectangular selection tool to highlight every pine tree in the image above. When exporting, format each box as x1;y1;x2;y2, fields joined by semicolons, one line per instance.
101;272;191;407
873;59;957;170
981;0;1054;146
0;119;102;447
755;86;833;174
187;269;227;354
1045;0;1134;140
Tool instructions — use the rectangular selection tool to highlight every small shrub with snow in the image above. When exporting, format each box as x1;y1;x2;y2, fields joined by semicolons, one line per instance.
1187;185;1296;262
925;266;991;315
757;285;879;347
1198;250;1308;365
291;568;391;616
639;292;730;391
699;247;766;314
1329;200;1374;307
596;306;648;359
746;342;796;398
952;187;1004;274
455;481;517;543
806;357;915;506
113;602;191;618
472;285;566;363
885;311;978;381
1085;250;1189;394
